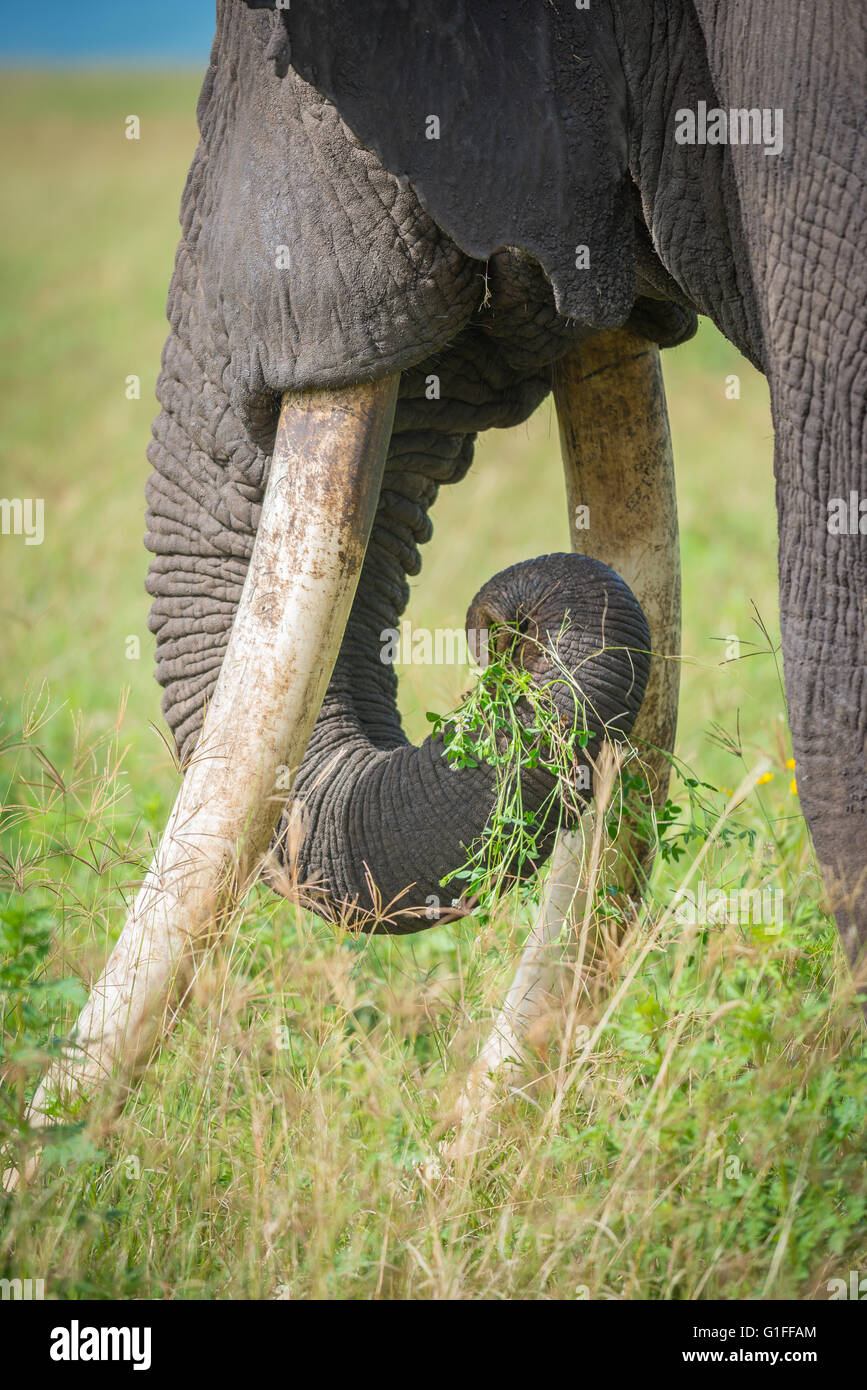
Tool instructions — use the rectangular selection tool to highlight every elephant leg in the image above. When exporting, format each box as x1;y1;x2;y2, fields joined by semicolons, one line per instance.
443;330;680;1158
776;400;867;1000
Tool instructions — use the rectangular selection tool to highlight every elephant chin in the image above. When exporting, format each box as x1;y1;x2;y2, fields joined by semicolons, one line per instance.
271;551;652;934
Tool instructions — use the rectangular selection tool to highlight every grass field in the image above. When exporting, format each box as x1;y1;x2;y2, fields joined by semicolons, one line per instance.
1;73;864;1301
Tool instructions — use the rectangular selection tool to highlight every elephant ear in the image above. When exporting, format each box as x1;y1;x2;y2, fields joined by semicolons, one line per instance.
244;0;635;329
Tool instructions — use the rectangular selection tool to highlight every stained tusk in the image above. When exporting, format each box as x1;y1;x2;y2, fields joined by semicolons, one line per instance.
554;328;681;841
5;376;398;1187
440;329;681;1167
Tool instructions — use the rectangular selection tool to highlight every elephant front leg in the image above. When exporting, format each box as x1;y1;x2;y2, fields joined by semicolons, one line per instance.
777;435;867;1004
441;329;681;1161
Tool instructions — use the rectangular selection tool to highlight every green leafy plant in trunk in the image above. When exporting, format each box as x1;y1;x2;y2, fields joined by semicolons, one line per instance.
427;619;626;919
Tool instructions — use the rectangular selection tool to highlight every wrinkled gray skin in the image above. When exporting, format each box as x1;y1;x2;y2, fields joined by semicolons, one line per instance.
146;1;865;960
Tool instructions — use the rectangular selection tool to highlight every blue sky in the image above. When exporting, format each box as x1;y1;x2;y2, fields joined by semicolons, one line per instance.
0;0;216;65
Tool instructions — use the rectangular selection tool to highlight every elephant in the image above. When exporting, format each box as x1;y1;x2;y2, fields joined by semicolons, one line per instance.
9;0;865;1169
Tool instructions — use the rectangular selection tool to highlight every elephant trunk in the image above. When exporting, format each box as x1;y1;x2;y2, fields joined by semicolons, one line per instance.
274;418;651;932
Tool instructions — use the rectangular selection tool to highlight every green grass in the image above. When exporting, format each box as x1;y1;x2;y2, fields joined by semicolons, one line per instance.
1;73;864;1301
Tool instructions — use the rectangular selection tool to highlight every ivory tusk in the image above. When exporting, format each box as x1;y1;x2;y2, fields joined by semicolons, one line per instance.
554;327;682;832
5;376;398;1189
440;329;681;1165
